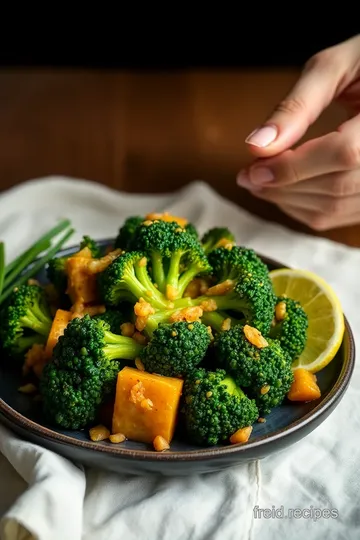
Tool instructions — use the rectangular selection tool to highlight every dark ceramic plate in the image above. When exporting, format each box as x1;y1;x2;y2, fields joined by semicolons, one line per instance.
0;240;355;476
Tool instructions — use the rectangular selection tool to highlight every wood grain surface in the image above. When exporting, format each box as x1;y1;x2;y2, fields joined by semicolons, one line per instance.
0;69;357;246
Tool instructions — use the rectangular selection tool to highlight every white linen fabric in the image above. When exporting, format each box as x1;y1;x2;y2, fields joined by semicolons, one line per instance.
0;176;359;540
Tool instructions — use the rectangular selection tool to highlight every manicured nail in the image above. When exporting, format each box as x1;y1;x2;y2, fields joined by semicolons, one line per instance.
245;125;277;147
250;167;274;185
236;170;262;192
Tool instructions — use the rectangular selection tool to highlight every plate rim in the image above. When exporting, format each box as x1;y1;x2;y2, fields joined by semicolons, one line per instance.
0;239;356;462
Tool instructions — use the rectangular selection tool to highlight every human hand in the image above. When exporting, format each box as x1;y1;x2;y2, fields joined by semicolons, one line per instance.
237;34;360;231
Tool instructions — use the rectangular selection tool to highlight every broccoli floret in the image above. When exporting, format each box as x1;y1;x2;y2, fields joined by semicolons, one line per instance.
40;315;144;429
114;216;144;250
46;257;68;296
140;321;211;377
184;222;199;240
201;311;241;334
98;251;172;310
208;245;270;282
80;235;102;258
270;296;308;362
174;270;276;336
46;236;101;296
93;309;127;334
41;362;104;430
130;220;211;299
197;246;277;334
201;227;236;254
0;284;52;356
181;368;259;446
215;325;294;414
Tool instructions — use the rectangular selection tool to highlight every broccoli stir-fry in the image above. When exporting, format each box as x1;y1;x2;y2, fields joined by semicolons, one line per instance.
0;211;318;452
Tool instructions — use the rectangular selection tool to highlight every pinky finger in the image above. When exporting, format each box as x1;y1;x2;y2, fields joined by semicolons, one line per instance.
278;204;360;231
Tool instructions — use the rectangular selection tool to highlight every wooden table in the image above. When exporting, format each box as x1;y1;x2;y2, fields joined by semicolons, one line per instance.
0;69;357;246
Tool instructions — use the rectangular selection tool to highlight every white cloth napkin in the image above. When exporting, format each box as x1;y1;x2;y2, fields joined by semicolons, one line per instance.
0;176;359;540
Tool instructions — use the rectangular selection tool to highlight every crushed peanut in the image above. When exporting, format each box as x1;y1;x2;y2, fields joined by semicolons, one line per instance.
83;305;106;316
140;398;154;411
214;238;235;249
18;383;37;394
206;391;213;398
184;278;209;298
260;385;271;395
89;425;110;442
229;426;253;444
207;326;214;341
187;324;194;330
166;284;178;301
133;332;148;345
169;306;203;323
243;325;269;348
200;299;217;312
153;435;170;452
135;358;145;371
142;220;153;226
134;298;155;317
275;301;287;321
134;298;155;331
129;381;153;411
87;249;122;273
27;278;41;286
109;433;126;444
135;316;147;332
257;417;266;423
121;322;135;337
146;289;153;297
206;279;235;296
171;330;178;337
130;381;146;404
138;257;147;268
145;212;188;228
221;318;232;331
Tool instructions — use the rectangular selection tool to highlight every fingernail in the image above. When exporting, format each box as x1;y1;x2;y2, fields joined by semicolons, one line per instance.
236;170;262;192
245;125;278;147
250;167;274;185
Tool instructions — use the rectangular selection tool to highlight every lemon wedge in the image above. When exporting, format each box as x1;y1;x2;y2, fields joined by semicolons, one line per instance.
269;268;345;373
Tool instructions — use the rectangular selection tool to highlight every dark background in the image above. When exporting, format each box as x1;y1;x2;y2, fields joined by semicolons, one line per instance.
0;28;358;68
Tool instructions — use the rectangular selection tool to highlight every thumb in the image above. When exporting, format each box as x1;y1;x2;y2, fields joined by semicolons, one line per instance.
244;46;347;157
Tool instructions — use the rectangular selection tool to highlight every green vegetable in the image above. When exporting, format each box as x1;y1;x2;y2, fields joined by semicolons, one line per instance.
40;315;145;429
46;235;100;296
270;296;308;362
215;325;294;414
80;235;102;258
93;309;127;334
140;321;211;377
208;245;270;283
98;250;173;310
0;283;53;356
0;225;74;305
46;257;68;296
201;311;241;334
184;223;199;240
182;368;259;446
3;219;71;291
114;216;144;250
201;227;235;254
130;220;211;298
